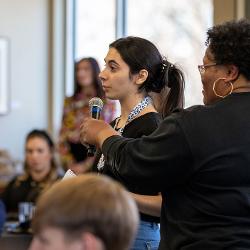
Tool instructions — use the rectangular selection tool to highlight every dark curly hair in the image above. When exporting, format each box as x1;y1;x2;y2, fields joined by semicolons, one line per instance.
206;19;250;80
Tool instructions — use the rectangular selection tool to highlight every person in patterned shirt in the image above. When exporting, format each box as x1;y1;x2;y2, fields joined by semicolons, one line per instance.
58;57;116;174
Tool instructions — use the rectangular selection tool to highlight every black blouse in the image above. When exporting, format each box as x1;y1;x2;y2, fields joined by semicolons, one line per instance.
93;112;162;223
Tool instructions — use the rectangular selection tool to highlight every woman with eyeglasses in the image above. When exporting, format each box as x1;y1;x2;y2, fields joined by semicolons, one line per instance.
81;19;250;250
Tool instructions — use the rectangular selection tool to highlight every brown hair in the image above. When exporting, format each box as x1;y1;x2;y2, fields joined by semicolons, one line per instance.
32;174;139;250
74;57;105;99
16;130;59;193
24;129;57;172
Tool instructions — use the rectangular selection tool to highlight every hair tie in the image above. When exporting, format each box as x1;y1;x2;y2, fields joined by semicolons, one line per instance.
162;62;167;72
162;61;174;73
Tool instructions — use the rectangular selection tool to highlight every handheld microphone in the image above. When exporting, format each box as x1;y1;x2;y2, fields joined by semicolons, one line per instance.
87;97;104;156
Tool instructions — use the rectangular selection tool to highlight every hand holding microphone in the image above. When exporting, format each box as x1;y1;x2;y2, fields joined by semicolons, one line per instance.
87;97;104;156
80;97;120;151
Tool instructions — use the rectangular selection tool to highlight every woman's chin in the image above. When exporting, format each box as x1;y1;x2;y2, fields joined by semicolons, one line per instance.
105;94;116;100
29;166;44;173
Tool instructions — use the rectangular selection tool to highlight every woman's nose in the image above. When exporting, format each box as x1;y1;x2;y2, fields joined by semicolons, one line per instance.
30;151;39;160
99;70;106;81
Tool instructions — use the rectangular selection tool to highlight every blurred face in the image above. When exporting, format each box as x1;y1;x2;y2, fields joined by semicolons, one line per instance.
29;227;82;250
199;48;228;105
99;48;138;101
77;60;94;87
26;137;52;174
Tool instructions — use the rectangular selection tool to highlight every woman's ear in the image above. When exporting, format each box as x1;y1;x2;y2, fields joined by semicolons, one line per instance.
225;64;239;82
135;69;148;86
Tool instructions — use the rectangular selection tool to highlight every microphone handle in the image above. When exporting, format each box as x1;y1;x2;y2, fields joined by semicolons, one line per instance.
87;145;96;157
87;106;101;157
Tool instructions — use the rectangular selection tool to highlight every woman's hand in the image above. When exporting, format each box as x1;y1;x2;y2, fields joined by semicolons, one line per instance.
80;118;120;148
69;157;95;175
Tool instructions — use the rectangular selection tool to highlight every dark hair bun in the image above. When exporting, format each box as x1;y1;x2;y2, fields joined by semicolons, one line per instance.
145;60;173;93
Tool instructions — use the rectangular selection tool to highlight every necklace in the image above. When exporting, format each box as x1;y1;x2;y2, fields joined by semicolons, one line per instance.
97;96;152;171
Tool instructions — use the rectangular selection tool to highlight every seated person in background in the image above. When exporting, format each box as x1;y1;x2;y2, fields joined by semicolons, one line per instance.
29;174;139;250
1;129;61;217
0;200;6;234
58;57;116;174
0;149;15;193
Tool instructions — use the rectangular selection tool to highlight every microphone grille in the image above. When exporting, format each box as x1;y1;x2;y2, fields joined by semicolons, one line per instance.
89;97;104;110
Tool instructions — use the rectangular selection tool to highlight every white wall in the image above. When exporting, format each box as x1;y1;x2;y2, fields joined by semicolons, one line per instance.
0;0;49;162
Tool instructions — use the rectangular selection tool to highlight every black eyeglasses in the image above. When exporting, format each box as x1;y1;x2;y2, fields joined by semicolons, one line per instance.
198;63;217;74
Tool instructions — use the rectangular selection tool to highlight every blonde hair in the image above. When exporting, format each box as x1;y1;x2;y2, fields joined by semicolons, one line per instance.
32;174;139;250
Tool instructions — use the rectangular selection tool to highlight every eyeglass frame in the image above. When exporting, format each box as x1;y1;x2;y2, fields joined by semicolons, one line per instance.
197;63;218;74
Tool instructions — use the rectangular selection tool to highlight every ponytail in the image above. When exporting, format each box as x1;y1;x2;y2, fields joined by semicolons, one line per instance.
158;62;185;117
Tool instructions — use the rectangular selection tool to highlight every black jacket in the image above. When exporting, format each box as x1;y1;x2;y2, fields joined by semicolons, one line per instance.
103;93;250;250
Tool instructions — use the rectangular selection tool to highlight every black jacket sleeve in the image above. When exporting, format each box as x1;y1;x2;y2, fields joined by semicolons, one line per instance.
102;114;194;190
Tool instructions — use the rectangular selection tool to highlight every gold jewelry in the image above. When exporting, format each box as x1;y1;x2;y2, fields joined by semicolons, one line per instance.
213;78;233;98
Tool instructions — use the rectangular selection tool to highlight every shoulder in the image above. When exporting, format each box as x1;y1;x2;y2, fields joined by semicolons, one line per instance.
133;112;161;128
160;105;220;142
4;174;28;190
156;106;206;135
6;176;19;186
168;105;208;123
172;105;205;116
124;112;162;138
139;112;162;125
